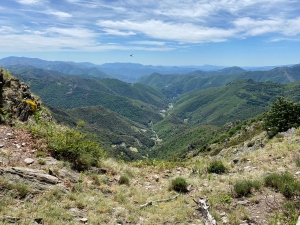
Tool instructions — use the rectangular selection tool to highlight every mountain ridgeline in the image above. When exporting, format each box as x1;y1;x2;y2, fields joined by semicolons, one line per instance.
1;56;300;160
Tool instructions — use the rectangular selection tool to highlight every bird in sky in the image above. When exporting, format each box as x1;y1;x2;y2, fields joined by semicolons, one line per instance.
130;54;133;57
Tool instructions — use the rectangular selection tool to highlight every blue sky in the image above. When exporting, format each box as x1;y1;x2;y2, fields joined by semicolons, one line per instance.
0;0;300;66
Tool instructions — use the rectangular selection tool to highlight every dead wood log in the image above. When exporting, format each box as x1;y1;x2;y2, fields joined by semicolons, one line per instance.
140;194;179;208
193;198;216;225
296;215;300;225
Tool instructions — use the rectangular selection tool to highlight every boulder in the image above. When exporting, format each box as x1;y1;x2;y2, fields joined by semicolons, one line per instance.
0;167;67;191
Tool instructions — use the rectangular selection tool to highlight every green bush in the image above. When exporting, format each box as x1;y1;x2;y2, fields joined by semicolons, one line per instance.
207;160;227;174
233;180;252;197
264;173;300;199
233;179;261;197
49;128;106;171
118;175;130;186
282;201;300;224
263;97;300;137
170;177;188;193
219;194;232;204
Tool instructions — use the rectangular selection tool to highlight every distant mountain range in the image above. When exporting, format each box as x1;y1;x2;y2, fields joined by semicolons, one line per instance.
2;56;300;160
0;56;295;82
137;64;300;96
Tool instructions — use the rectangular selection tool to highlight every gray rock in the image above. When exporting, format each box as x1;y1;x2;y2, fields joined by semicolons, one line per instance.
222;216;228;224
79;218;88;223
277;167;285;172
24;158;34;165
0;167;66;191
0;156;9;165
1;216;21;223
49;168;79;183
44;156;58;165
236;200;249;206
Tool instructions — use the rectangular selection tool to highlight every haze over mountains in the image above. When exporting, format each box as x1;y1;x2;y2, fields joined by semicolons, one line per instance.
1;56;300;160
0;56;290;83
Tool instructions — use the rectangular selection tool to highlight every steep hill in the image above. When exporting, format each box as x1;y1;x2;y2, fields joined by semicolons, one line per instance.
172;79;300;126
5;67;165;125
47;104;155;160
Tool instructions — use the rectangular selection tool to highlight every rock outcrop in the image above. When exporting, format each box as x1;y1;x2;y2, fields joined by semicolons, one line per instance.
0;167;67;191
0;68;51;125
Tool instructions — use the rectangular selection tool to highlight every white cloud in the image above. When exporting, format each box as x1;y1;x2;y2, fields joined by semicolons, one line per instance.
0;32;174;52
46;10;72;19
130;41;166;46
102;29;136;36
64;0;100;8
233;17;300;37
269;37;300;42
97;20;236;43
17;0;42;5
0;26;17;34
46;27;97;38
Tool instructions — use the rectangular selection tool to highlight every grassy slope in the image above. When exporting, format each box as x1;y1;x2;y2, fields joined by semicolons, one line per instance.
1;123;300;225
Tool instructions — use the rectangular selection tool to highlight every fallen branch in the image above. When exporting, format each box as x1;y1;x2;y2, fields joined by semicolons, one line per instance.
140;194;179;208
296;215;300;225
193;198;216;225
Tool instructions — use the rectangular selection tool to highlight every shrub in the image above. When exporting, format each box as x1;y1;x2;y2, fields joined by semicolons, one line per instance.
234;180;253;197
233;179;261;197
220;194;232;204
207;160;227;174
263;97;300;137
170;177;188;193
118;175;130;186
23;99;38;114
282;201;300;224
48;128;106;171
38;158;46;165
264;172;300;198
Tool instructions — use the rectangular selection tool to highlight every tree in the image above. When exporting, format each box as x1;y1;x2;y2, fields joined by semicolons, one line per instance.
263;97;300;137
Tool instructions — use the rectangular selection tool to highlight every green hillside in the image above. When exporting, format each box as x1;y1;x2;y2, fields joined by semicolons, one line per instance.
172;79;300;126
137;64;300;96
148;80;300;159
8;68;165;125
47;104;154;161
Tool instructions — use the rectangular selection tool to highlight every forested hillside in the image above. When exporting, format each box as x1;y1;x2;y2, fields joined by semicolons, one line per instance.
137;64;300;96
